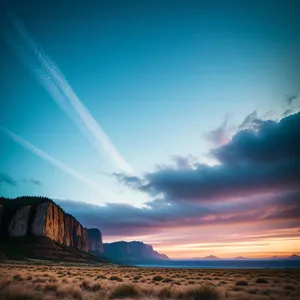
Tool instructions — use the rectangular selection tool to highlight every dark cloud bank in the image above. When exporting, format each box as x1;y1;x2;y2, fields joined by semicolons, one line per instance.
57;111;300;237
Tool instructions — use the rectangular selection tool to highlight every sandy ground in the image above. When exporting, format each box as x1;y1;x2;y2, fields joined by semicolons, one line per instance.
0;261;300;299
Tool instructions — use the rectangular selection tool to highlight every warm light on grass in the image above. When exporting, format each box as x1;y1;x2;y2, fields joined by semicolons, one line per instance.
0;262;299;299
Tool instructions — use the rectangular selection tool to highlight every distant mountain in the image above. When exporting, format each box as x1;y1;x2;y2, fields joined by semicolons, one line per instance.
269;254;300;260
269;256;286;260
103;241;170;263
233;256;248;260
192;255;220;260
203;255;220;260
288;254;300;260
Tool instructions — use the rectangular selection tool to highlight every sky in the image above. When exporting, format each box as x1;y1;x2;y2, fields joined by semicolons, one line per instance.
0;0;300;258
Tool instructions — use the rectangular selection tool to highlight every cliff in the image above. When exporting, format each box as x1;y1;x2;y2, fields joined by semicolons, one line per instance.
0;197;169;264
88;228;103;254
104;241;170;262
2;197;88;251
0;197;103;261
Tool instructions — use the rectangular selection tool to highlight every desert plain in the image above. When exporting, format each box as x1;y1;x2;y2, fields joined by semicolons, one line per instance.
0;261;300;300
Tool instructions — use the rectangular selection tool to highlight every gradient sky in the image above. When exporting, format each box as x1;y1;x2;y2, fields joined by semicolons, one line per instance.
0;0;300;258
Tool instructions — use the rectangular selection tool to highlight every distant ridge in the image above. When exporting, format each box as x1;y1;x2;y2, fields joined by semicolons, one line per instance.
269;254;300;260
233;256;248;260
203;255;219;260
288;254;300;260
192;255;219;260
103;241;169;263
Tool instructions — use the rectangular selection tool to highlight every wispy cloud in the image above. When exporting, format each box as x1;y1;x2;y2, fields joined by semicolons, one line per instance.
30;179;42;186
282;95;299;117
204;114;233;146
286;95;298;106
2;8;134;175
1;128;115;201
0;173;17;187
22;178;42;186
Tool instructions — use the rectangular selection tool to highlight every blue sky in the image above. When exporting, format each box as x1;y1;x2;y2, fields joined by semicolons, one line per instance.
1;1;300;256
1;0;299;203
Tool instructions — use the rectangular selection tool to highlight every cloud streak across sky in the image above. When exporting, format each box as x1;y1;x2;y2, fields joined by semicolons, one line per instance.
1;7;134;175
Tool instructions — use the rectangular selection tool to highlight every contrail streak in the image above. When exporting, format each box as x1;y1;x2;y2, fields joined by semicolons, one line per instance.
1;128;115;201
2;8;135;175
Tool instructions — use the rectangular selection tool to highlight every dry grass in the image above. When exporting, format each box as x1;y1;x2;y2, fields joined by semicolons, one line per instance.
235;280;248;286
110;284;139;298
179;284;221;300
0;262;299;299
255;277;269;284
153;275;164;281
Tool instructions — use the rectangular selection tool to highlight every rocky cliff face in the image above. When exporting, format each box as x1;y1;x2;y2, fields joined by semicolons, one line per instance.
1;197;89;252
30;202;89;251
0;197;169;263
88;228;103;253
9;205;32;237
129;241;169;260
104;241;169;262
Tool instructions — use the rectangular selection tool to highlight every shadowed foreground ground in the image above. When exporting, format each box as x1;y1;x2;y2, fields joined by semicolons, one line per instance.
0;262;300;299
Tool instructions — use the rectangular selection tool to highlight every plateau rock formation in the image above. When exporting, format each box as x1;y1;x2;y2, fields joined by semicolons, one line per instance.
0;197;96;256
88;228;103;254
104;241;169;262
0;197;169;263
